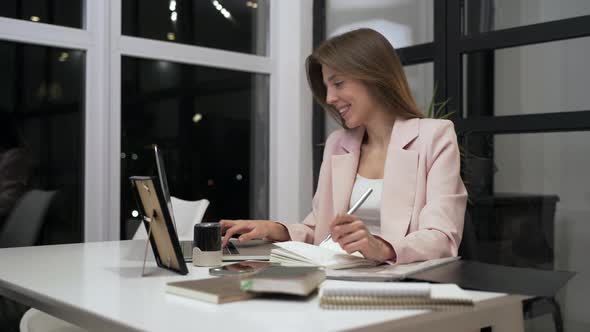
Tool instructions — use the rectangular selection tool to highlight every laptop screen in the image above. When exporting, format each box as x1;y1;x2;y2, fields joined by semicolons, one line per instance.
154;145;176;230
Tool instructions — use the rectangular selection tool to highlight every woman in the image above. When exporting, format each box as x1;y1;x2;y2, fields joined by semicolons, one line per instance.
221;28;467;264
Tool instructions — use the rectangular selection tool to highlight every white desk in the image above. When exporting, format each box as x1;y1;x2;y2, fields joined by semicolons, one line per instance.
0;241;525;332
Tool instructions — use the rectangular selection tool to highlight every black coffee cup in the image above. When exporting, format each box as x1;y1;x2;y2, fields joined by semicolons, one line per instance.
192;223;222;266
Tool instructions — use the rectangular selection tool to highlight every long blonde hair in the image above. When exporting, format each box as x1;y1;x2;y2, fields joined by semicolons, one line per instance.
306;28;423;127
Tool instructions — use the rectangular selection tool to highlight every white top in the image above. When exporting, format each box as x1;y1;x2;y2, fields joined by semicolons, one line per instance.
0;241;514;332
349;174;383;235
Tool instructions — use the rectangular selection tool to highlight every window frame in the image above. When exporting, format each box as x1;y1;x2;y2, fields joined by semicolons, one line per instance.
0;0;314;241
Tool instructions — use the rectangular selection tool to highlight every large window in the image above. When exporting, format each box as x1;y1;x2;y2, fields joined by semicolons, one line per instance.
120;57;269;239
0;41;84;244
122;0;269;55
463;0;590;34
462;36;590;118
2;1;311;246
0;0;83;28
118;0;274;239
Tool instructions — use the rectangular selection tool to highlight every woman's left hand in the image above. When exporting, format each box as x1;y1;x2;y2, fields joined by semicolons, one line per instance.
330;213;396;262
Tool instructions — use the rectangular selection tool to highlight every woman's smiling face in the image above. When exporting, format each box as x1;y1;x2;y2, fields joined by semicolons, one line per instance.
321;64;380;129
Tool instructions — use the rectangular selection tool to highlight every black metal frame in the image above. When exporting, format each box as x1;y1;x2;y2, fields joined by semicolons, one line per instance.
445;0;590;134
311;0;326;191
312;0;590;177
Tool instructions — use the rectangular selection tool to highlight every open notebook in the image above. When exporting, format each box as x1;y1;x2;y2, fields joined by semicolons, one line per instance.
270;240;459;273
270;241;378;269
319;280;474;310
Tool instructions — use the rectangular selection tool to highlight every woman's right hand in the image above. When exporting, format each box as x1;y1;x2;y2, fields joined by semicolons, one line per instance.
219;219;291;248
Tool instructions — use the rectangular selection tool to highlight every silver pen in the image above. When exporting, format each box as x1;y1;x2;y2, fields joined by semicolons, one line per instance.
320;187;373;245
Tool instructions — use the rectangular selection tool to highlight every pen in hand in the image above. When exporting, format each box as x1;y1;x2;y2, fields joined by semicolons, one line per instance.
320;187;373;245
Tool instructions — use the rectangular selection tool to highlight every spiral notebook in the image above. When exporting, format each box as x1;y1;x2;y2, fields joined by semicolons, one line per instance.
319;280;473;310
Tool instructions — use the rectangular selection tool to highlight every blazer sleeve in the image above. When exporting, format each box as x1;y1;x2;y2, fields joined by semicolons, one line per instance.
392;121;467;264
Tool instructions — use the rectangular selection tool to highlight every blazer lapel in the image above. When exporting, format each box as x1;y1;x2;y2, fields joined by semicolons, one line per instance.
381;118;420;244
331;127;364;216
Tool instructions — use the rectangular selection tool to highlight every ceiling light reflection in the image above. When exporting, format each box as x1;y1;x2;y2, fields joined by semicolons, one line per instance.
212;1;232;20
192;113;203;123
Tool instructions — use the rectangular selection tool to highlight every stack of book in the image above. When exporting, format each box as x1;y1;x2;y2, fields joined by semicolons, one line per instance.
166;265;326;304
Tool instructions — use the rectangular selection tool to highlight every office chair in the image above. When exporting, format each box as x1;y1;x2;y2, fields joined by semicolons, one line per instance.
0;189;66;332
458;211;477;260
0;189;56;248
19;308;87;332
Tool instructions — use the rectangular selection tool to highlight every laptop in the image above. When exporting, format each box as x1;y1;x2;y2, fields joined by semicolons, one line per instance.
152;145;274;262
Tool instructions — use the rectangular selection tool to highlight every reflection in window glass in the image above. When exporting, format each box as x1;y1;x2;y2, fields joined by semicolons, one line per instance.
0;0;83;28
463;36;590;118
121;57;269;239
463;0;590;35
0;41;85;244
462;131;590;330
326;0;433;48
122;0;269;55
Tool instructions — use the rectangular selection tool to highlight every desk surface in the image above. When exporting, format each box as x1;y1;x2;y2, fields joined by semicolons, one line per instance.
0;240;521;332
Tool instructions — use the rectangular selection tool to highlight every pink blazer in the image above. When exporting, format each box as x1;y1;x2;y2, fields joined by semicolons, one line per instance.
283;117;467;264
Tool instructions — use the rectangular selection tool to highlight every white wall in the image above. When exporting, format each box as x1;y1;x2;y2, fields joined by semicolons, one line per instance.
269;0;313;224
492;1;590;330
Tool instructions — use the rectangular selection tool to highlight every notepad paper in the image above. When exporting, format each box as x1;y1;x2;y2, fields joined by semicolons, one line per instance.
270;241;377;269
321;281;431;298
319;280;473;310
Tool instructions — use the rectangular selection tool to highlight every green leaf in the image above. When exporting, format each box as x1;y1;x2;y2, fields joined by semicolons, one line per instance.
434;99;450;118
439;111;456;119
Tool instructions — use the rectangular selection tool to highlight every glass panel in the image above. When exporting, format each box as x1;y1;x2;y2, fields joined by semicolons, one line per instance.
403;62;434;116
121;56;269;239
463;0;590;35
122;0;269;56
462;36;590;118
0;41;85;244
326;0;434;48
462;131;590;331
0;0;83;28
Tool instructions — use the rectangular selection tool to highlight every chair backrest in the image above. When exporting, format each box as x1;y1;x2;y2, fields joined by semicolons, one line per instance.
458;210;478;260
20;308;88;332
0;189;56;248
133;196;209;240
